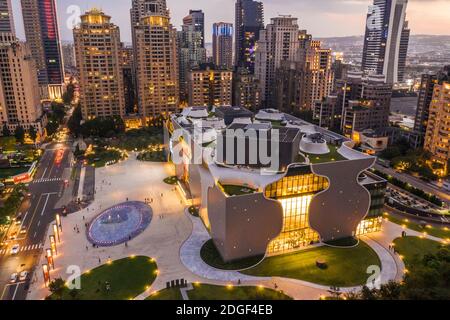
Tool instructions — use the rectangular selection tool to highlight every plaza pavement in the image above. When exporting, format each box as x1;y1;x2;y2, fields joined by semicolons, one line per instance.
26;156;447;300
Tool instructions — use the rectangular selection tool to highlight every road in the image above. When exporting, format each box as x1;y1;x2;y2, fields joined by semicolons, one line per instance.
374;164;450;206
0;137;73;300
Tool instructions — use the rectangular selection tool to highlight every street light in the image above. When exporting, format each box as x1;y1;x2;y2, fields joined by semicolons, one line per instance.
55;214;62;231
49;235;57;256
53;224;60;243
46;249;55;269
42;264;50;287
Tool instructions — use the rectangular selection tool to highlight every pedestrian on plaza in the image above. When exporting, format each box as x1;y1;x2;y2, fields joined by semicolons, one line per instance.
125;242;128;248
82;216;85;220
86;245;88;251
98;257;101;264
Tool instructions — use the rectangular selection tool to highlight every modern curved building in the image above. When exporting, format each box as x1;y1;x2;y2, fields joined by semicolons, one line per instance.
165;107;386;262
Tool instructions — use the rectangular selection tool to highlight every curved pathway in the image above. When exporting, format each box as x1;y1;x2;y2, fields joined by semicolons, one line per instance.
179;211;401;295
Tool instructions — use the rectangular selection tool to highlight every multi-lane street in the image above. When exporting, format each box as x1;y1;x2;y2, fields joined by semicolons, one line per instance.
0;138;73;300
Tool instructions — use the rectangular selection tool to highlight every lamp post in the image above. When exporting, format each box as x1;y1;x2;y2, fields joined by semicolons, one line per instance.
53;224;60;243
55;214;62;231
46;248;55;269
49;235;57;256
42;264;50;287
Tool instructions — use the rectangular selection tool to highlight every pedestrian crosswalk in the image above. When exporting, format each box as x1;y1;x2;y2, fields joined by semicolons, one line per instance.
32;177;63;184
0;243;44;255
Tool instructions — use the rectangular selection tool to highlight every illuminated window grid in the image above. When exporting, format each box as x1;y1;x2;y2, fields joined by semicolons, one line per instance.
265;173;328;254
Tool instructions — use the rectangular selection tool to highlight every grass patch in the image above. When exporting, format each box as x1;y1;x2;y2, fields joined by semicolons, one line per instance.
146;287;183;300
0;185;26;225
304;145;347;164
48;256;158;300
188;283;292;300
0;167;29;180
86;147;126;168
324;237;359;247
147;284;292;300
163;176;178;185
393;236;447;266
137;150;166;162
200;239;264;270
113;127;163;152
220;184;257;196
242;241;380;287
384;212;450;240
188;206;199;217
0;137;17;152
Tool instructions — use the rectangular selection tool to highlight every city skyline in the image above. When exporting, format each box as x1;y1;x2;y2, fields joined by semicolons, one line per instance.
10;0;450;44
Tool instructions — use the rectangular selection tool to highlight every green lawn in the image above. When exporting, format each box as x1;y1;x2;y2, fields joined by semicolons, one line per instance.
113;128;163;152
147;283;292;300
384;213;450;239
137;150;166;162
393;236;447;267
163;176;178;185
146;287;183;300
0;167;29;179
86;147;126;168
0;137;17;152
220;184;257;196
49;256;158;300
242;241;381;287
304;145;347;164
201;239;264;270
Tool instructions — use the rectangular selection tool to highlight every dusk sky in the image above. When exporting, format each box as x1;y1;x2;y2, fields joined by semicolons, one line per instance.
12;0;450;43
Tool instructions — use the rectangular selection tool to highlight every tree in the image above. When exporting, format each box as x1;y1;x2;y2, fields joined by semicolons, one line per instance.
2;124;10;137
14;126;25;144
48;278;66;300
46;120;59;136
28;126;37;143
68;105;83;137
63;83;75;105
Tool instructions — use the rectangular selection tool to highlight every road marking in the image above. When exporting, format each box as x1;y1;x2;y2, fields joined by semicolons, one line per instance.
33;231;37;238
11;283;19;300
41;167;47;179
37;221;41;227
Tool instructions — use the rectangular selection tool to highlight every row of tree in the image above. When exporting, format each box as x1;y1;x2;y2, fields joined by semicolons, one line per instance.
2;124;37;144
328;246;450;300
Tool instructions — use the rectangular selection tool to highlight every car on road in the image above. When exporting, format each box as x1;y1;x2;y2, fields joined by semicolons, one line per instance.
19;228;27;235
10;273;18;283
10;244;20;255
19;271;29;282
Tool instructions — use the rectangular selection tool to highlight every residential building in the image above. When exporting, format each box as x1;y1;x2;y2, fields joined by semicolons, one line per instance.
21;0;65;100
424;81;450;175
134;2;179;118
255;16;300;107
188;64;232;107
178;11;207;104
361;0;410;84
73;9;125;119
212;22;233;69
414;66;450;140
234;0;264;73
232;68;261;111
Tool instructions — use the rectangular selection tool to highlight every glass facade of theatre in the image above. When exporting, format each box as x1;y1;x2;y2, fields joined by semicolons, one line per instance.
265;166;386;255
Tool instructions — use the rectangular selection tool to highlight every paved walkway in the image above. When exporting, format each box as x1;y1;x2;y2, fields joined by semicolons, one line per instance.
27;158;196;300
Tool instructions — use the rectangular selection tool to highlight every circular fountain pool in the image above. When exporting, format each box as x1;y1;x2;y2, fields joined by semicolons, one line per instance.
87;201;152;246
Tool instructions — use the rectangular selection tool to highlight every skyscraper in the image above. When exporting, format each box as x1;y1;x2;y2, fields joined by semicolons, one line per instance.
424;80;450;175
0;0;45;136
183;10;205;47
133;1;179;118
179;10;207;104
235;0;264;73
212;22;233;69
21;0;65;100
0;0;14;36
255;16;300;107
73;9;125;119
414;66;450;144
361;0;410;84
